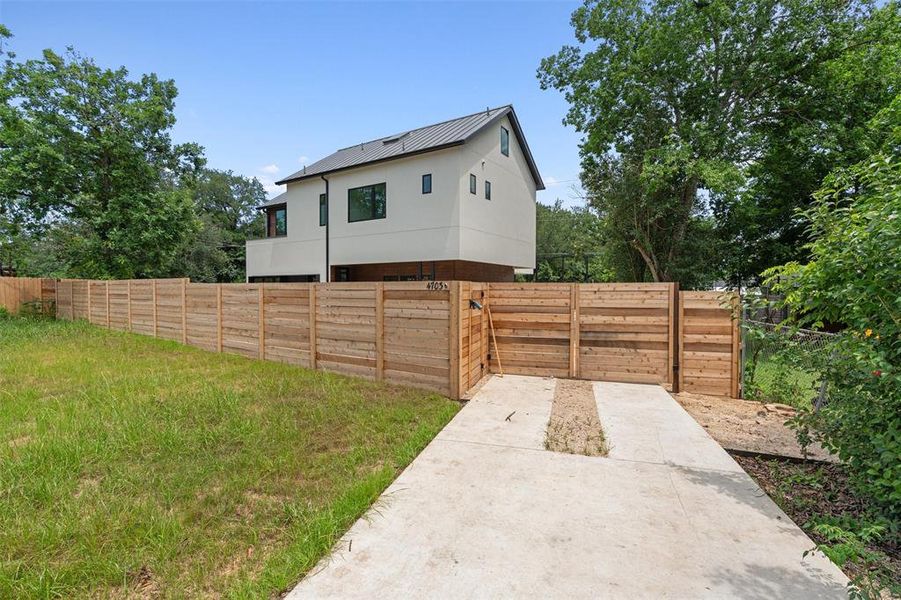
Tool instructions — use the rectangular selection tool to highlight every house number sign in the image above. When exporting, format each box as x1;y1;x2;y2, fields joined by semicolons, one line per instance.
427;281;449;291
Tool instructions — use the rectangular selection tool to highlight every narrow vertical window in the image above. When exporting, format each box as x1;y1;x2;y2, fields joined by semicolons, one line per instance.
500;126;509;156
422;173;432;194
469;173;477;194
319;194;327;226
485;180;491;200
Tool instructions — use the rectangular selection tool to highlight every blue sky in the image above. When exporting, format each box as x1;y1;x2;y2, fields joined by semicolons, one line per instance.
2;1;586;206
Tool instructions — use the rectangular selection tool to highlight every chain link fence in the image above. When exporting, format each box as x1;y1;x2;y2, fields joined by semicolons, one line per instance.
741;315;836;411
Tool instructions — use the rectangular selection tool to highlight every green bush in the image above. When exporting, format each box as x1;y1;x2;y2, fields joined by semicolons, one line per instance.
764;98;901;520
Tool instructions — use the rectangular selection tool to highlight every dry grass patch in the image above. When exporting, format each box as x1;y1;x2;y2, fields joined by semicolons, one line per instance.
545;379;607;456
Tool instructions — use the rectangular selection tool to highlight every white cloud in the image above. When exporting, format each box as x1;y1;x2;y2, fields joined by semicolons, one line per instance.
297;155;309;164
259;164;280;175
545;176;562;187
253;174;285;198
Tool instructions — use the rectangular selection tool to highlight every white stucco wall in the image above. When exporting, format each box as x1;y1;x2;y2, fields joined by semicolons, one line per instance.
457;115;537;269
246;148;464;280
246;114;538;280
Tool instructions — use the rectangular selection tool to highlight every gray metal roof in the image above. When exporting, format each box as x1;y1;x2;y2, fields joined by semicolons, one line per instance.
258;191;287;208
275;105;544;190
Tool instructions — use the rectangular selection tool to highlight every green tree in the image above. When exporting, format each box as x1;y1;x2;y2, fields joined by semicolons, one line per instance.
0;29;204;278
766;97;901;518
719;3;901;284
171;168;267;282
534;199;614;282
538;0;892;285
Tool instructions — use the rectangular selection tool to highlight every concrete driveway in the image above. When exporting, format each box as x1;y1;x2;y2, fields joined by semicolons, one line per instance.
287;375;849;599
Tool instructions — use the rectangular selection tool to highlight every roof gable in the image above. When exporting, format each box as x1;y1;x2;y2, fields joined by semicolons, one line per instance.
275;105;544;190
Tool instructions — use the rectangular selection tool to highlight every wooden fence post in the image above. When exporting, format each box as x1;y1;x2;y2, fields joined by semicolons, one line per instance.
449;281;461;399
105;281;110;328
731;293;740;398
309;284;318;370
258;283;265;359
569;283;580;378
669;282;679;391
182;279;188;344
216;284;223;352
152;280;158;337
127;281;132;332
375;282;384;381
87;280;92;324
677;290;684;393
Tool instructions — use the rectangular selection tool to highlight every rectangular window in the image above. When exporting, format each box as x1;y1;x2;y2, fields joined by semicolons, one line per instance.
422;173;432;194
319;193;327;226
267;205;287;237
485;180;492;200
347;183;387;222
500;126;510;156
469;173;477;194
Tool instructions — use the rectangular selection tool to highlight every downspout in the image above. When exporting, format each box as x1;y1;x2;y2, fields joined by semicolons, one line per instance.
321;175;329;282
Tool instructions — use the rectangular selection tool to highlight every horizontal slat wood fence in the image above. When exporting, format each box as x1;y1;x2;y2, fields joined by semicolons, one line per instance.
486;283;678;385
56;279;456;397
47;278;740;399
0;277;56;315
679;291;741;398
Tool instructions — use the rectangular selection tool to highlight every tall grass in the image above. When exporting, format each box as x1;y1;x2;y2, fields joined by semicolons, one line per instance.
0;318;459;598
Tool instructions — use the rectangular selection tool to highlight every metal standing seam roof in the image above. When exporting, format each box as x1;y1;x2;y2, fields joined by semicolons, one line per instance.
274;105;544;190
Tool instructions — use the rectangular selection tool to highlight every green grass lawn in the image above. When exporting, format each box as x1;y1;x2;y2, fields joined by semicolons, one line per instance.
748;356;820;409
0;317;459;598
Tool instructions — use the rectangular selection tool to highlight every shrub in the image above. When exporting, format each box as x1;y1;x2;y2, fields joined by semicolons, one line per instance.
764;98;900;519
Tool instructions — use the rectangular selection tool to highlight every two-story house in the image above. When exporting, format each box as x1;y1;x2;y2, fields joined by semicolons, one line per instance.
246;105;544;282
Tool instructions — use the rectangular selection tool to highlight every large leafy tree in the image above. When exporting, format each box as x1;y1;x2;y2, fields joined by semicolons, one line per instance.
719;4;901;283
538;0;893;285
0;28;205;278
170;168;266;282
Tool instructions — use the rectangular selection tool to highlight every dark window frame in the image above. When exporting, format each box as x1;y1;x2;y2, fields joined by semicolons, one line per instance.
469;173;477;194
485;180;492;200
266;204;287;238
319;193;327;226
422;173;432;194
347;182;387;223
500;126;510;156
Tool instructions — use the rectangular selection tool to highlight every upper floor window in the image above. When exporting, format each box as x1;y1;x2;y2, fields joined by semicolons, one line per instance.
422;173;432;194
469;173;477;194
485;180;492;200
500;126;510;156
319;193;327;226
348;182;387;222
267;205;287;237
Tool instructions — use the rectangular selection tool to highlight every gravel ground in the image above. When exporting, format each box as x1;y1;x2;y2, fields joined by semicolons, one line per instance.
545;379;606;456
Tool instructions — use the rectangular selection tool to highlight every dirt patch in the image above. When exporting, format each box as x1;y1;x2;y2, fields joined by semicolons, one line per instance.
733;453;900;592
675;392;834;461
546;379;606;456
